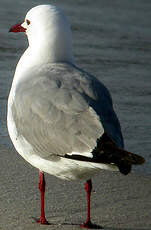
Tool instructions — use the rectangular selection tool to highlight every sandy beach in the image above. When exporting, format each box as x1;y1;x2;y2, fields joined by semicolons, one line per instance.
0;144;150;230
0;0;151;229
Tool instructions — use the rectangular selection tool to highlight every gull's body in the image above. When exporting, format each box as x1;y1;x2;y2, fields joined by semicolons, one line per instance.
8;5;144;228
8;62;122;180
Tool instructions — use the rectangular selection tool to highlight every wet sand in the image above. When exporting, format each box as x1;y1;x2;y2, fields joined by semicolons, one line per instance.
0;144;150;230
0;0;151;229
0;0;151;174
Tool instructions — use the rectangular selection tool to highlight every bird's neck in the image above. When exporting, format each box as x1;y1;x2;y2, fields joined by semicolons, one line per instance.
18;41;73;67
14;41;74;84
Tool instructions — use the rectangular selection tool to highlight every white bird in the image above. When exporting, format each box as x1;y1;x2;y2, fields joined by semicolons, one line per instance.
8;4;145;228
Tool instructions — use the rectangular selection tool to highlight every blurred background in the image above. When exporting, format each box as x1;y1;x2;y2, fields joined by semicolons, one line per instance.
0;0;151;174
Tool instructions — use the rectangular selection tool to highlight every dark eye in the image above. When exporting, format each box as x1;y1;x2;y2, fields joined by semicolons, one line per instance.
26;19;30;25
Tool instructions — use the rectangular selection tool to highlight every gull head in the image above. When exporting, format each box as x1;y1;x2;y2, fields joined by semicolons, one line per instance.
9;5;74;63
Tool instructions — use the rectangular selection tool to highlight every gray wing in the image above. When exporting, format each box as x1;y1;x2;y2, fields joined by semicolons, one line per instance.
72;64;124;148
88;76;124;148
12;63;123;160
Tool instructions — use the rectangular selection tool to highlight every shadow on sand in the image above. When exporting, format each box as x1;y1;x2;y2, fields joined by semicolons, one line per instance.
32;217;150;230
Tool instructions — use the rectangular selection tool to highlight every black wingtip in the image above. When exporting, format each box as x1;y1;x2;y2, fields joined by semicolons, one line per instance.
117;162;132;175
132;153;145;165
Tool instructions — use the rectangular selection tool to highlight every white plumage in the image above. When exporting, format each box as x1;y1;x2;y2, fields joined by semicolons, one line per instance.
8;5;122;180
9;4;143;228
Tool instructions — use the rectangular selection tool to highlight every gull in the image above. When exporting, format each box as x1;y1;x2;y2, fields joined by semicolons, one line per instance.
8;4;145;228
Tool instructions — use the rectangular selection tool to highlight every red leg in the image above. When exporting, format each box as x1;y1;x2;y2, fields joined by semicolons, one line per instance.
81;180;100;229
36;171;49;225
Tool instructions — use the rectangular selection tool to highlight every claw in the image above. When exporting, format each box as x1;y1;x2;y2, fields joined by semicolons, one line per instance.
36;217;49;225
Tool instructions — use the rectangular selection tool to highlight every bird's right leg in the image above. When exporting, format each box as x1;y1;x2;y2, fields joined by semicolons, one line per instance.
80;179;101;229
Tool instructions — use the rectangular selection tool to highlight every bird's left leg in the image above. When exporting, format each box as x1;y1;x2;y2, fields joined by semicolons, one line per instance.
36;171;49;224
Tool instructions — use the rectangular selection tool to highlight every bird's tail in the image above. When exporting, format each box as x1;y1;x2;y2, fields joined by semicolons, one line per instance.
109;147;145;175
65;133;145;175
92;133;145;175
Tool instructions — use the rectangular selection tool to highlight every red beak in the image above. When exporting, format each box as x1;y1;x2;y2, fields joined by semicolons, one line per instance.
9;23;26;33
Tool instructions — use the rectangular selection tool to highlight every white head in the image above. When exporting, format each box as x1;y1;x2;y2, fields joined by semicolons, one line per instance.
10;5;74;64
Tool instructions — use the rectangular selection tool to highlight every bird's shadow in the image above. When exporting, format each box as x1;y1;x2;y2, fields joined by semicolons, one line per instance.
31;217;150;230
60;223;151;230
31;217;101;228
62;222;102;229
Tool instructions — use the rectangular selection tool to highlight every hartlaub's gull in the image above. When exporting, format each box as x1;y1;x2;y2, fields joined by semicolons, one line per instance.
8;4;145;228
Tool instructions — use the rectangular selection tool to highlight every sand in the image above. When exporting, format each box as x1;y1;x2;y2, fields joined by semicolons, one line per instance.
0;0;151;229
0;144;150;230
